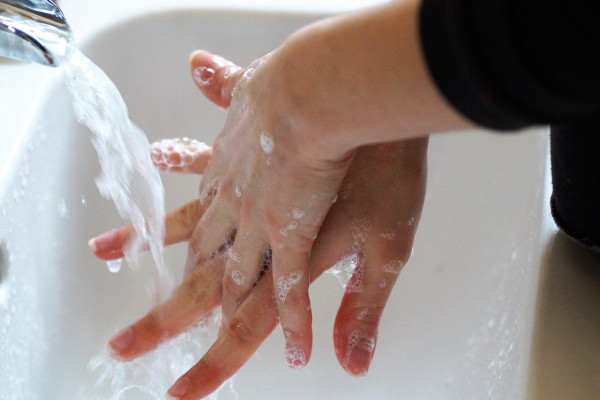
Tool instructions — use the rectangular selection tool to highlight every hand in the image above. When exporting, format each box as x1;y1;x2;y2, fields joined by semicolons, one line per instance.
147;0;472;374
184;49;355;363
94;137;427;399
89;50;427;399
92;129;427;400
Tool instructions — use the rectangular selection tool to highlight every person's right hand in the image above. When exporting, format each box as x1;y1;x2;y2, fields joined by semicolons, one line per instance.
92;134;428;399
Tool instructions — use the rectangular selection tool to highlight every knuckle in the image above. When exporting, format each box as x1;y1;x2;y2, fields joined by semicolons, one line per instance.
351;305;384;326
222;272;250;300
179;269;212;304
224;317;257;345
176;200;202;229
278;287;306;307
138;311;163;338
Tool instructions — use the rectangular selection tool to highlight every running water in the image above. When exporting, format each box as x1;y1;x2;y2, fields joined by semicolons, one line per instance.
60;46;231;399
79;312;233;400
62;45;173;299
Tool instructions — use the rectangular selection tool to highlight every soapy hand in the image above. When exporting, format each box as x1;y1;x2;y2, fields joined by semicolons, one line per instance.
89;51;427;399
185;50;356;364
93;142;427;399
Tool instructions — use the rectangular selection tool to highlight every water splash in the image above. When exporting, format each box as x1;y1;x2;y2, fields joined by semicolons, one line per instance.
62;46;172;299
80;312;235;400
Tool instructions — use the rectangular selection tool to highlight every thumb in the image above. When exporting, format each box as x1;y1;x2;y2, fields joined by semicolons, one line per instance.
189;50;242;109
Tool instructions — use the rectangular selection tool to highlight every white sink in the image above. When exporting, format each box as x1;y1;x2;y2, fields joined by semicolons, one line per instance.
3;4;597;400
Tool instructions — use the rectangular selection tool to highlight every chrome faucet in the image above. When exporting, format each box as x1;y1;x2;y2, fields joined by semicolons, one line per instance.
0;0;71;67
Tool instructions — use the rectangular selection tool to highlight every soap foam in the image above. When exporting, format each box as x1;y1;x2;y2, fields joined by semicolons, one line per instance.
285;345;306;370
231;269;247;286
382;260;404;275
150;138;210;174
343;329;376;368
276;271;304;303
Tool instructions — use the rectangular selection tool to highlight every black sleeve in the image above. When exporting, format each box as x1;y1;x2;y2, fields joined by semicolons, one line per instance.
551;117;600;250
419;0;600;130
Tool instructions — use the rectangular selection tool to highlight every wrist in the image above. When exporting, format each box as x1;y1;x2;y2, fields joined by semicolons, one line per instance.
265;22;359;161
264;0;472;161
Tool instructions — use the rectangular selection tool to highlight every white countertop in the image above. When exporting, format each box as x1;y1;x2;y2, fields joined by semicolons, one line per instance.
0;0;383;191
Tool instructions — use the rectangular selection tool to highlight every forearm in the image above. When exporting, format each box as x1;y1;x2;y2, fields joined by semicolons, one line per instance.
269;0;472;159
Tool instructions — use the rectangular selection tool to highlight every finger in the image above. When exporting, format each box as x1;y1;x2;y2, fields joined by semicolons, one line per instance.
108;255;225;361
332;244;411;377
220;231;268;327
189;50;243;109
166;274;278;400
90;200;204;260
185;198;237;274
88;225;134;260
150;138;212;174
271;247;312;370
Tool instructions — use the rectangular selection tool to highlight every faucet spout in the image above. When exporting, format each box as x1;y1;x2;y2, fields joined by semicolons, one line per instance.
0;0;72;67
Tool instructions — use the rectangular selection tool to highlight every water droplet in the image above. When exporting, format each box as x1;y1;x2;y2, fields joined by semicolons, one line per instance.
259;132;275;154
57;198;68;218
292;208;305;219
286;221;298;231
106;259;122;273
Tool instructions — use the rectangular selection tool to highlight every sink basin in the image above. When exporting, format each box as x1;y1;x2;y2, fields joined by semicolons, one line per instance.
0;5;568;400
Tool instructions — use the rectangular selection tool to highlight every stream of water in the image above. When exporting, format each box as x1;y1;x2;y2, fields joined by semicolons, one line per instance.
61;46;232;399
63;45;173;297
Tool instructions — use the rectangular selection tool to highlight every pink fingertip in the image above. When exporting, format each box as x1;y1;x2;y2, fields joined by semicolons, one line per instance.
107;327;133;356
149;138;210;174
88;230;118;252
167;376;191;399
285;344;307;370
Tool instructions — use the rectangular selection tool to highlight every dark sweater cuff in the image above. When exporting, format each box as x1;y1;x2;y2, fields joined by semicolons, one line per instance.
418;0;531;130
418;0;600;131
551;118;600;250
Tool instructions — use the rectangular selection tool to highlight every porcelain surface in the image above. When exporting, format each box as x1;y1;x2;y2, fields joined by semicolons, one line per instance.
1;3;598;400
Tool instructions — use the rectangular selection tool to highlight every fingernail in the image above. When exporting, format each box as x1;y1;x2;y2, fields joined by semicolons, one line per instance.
167;376;191;399
108;327;133;354
343;330;376;377
189;49;206;63
88;230;117;252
